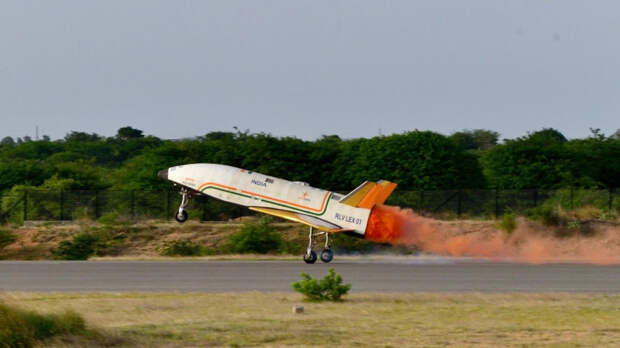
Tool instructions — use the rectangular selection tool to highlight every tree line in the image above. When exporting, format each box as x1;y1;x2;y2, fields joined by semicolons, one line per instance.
1;126;620;197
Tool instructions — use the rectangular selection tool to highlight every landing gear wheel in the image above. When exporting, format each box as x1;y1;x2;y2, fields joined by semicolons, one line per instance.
175;210;188;223
320;249;334;263
303;250;317;264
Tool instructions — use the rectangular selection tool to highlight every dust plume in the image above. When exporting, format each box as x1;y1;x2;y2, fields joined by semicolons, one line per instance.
365;205;620;264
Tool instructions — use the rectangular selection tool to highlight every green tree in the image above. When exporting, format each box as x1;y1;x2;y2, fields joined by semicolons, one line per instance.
1;136;15;146
350;131;485;190
450;129;500;151
482;128;570;189
116;126;144;140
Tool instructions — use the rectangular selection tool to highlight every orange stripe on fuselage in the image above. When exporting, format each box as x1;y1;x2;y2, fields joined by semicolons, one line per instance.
197;181;330;213
240;189;330;213
197;182;239;192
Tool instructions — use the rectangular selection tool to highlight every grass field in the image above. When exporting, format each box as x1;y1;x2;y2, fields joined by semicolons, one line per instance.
1;292;618;347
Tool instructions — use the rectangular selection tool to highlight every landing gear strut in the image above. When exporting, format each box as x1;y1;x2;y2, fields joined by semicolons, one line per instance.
320;232;334;263
303;227;334;264
175;189;190;223
303;227;317;264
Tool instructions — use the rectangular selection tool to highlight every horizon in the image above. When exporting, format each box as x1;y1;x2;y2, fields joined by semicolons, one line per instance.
1;125;617;143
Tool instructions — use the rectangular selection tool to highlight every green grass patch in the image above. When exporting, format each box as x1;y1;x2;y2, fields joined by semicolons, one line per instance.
159;240;214;256
0;302;89;348
3;292;618;347
0;229;16;250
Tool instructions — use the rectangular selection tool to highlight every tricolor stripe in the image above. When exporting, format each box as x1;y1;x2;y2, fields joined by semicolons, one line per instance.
197;182;331;216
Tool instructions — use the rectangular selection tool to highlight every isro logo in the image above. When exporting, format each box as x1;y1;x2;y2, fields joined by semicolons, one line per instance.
298;191;311;202
334;213;362;225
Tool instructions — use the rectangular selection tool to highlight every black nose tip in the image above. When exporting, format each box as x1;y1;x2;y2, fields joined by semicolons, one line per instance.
157;169;168;181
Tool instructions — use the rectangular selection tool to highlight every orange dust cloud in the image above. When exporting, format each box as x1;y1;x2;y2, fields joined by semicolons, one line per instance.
364;204;620;265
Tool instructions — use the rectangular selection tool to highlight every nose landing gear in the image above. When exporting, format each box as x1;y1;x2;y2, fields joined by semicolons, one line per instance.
303;227;334;264
175;189;191;223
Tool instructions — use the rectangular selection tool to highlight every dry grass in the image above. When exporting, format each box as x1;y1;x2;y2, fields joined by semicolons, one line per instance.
0;221;310;260
1;292;618;347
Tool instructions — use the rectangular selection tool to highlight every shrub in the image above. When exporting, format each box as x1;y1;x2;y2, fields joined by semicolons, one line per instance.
598;209;618;221
528;205;560;226
160;240;213;256
0;229;16;250
0;302;87;347
291;268;351;302
567;220;581;230
97;211;120;225
53;233;102;260
497;211;517;234
227;216;283;254
572;205;601;220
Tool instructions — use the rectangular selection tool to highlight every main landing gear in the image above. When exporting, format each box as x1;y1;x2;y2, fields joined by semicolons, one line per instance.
175;188;191;223
303;227;334;264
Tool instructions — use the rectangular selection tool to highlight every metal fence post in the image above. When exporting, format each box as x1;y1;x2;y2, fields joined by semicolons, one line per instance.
130;190;135;219
609;188;614;211
59;190;64;220
94;191;100;219
457;190;462;218
165;190;170;219
495;188;499;218
202;198;207;221
23;190;28;222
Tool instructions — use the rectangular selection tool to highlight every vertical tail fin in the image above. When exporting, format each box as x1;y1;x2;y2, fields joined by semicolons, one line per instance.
340;180;397;208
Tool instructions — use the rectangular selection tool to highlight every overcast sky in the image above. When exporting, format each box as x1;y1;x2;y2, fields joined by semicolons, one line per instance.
1;1;619;141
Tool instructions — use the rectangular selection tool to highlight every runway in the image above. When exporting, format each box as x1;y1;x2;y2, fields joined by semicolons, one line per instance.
1;260;618;292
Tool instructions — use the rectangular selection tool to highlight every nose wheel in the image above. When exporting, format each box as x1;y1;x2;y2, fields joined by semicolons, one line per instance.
175;189;191;223
303;227;334;264
175;210;188;223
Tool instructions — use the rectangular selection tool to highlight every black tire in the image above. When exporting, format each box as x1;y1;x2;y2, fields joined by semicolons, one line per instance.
303;250;317;264
175;210;188;223
320;249;334;263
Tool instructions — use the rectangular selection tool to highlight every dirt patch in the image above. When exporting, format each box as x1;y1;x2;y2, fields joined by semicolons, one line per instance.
2;217;620;262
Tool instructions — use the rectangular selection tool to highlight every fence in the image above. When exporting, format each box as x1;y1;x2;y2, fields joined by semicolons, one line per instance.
0;188;618;224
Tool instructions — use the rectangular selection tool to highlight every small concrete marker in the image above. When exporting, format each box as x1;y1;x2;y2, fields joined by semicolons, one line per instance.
292;305;304;314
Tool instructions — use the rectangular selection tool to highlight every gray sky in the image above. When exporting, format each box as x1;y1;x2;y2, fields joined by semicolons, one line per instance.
1;1;619;141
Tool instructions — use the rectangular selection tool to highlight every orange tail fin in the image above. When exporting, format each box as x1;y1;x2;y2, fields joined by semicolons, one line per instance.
340;180;397;209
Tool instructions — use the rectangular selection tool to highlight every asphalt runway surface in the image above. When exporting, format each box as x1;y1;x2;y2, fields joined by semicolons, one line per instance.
1;260;619;293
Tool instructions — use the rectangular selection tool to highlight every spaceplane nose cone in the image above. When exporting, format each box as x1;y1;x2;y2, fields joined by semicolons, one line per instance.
157;169;168;181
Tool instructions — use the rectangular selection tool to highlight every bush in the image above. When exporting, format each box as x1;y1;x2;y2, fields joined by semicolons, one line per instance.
53;233;101;260
227;216;283;254
291;268;351;302
97;211;120;225
160;240;213;256
528;205;560;226
0;229;16;250
572;205;601;220
598;209;618;221
497;211;517;234
0;302;87;348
